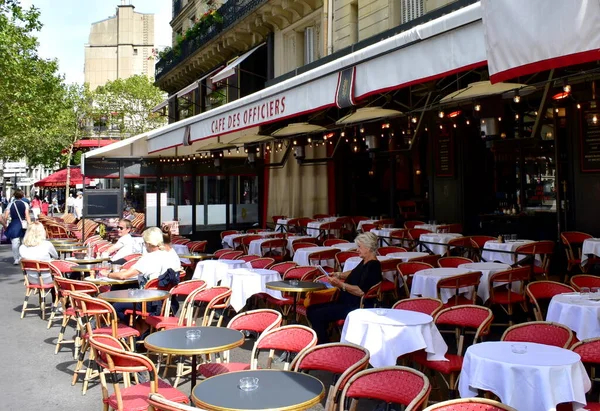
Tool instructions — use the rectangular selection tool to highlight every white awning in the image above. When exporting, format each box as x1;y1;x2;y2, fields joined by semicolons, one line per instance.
176;66;225;98
211;43;265;83
148;2;485;154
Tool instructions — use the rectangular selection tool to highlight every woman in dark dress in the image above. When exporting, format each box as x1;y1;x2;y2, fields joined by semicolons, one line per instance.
307;232;382;344
3;190;31;265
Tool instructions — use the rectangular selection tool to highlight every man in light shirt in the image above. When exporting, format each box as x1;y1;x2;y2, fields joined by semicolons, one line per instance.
105;219;135;264
73;192;83;219
66;194;74;213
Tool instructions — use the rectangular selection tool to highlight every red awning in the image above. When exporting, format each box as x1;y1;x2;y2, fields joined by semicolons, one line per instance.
73;139;117;148
34;167;92;187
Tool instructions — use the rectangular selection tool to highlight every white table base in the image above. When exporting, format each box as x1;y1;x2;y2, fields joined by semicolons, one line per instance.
225;268;282;312
410;268;472;303
192;260;247;287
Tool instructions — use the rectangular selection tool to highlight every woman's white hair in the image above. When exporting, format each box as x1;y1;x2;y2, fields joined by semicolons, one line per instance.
355;232;378;253
22;222;47;247
142;227;164;248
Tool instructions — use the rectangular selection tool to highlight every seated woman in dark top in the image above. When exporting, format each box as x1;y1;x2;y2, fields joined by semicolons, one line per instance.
307;232;382;344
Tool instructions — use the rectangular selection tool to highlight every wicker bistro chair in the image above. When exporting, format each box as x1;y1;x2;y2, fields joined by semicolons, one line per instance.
241;235;263;254
392;297;444;317
437;257;473;268
197;325;317;378
144;280;207;332
407;229;432;251
293;242;319;253
187;240;208;253
308;249;338;272
70;292;141;395
410;254;441;267
218;250;244;260
339;366;431;411
148;394;202;411
561;231;600;276
379;258;403;301
437;272;482;308
570;338;600;410
264;266;320;318
335;251;360;272
469;236;497;262
324;239;350;247
423;398;518;411
378;246;408;256
412;305;494;398
526;280;575;321
487;266;530;327
47;260;79;328
514;240;555;279
291;343;370;411
220;230;240;240
259;238;288;261
248;257;275;269
445;237;472;258
501;321;573;348
20;259;55;320
570;274;600;291
397;262;434;298
237;255;260;263
405;220;426;230
88;335;190;411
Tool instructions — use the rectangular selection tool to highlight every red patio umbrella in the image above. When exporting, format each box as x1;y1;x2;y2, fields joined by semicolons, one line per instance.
34;167;93;187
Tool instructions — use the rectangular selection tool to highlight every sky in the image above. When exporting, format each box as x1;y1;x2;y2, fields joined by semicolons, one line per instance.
21;0;172;84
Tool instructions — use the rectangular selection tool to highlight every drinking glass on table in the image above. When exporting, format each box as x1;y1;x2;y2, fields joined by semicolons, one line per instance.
592;287;600;296
581;287;591;296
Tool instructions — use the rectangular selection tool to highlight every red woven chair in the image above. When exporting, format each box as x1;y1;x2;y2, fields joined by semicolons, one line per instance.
197;325;317;378
361;223;377;232
308;248;338;272
407;228;432;251
515;240;555;279
20;259;54;320
446;237;472;258
220;230;240;239
413;306;493;397
488;266;530;326
171;238;190;245
248;257;275;269
122;258;140;269
89;335;190;411
240;235;263;254
187;241;207;253
259;238;287;261
438;256;473;268
313;213;330;219
51;277;99;355
339;366;431;411
392;297;443;316
323;238;350;247
378;246;408;256
292;242;318;253
469;236;497;262
145;280;207;331
570;274;600;291
236;255;260;263
570;338;600;410
561;231;599;276
410;254;441;267
423;398;517;410
272;215;286;224
318;221;344;243
297;217;316;235
189;286;232;327
351;216;369;226
264;266;320;317
390;229;409;243
405;220;426;229
47;260;79;327
501;321;573;348
213;249;232;258
291;343;370;411
379;258;402;300
335;251;360;271
70;292;140;395
398;201;419;220
397;261;434;297
147;394;199;411
123;253;143;262
218;250;244;260
438;272;482;308
269;261;298;276
526;280;575;321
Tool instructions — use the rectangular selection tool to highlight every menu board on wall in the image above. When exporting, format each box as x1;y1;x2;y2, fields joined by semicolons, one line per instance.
581;104;600;172
435;128;454;177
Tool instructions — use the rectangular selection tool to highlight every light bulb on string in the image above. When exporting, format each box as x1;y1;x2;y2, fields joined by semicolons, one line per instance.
474;104;481;112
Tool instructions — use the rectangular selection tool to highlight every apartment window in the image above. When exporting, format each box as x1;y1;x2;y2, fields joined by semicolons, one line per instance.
304;27;316;65
401;0;424;24
133;48;138;56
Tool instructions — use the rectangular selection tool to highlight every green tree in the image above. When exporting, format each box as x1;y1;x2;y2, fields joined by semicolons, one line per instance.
0;0;67;166
92;75;167;137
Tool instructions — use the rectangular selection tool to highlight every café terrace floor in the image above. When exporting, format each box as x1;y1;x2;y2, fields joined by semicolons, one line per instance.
0;245;404;411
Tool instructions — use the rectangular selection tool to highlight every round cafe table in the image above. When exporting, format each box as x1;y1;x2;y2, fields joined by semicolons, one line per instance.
55;245;88;259
145;326;244;389
192;259;247;287
85;276;138;287
99;289;170;321
69;265;99;278
410;267;470;303
191;369;325;411
266;280;325;323
581;238;600;267
179;253;215;261
67;257;111;265
387;251;429;261
458;262;512;303
225;268;282;312
459;341;590;411
547;292;600;340
341;308;448;367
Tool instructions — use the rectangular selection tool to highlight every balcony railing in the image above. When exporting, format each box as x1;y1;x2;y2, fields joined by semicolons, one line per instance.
172;0;183;19
158;0;268;82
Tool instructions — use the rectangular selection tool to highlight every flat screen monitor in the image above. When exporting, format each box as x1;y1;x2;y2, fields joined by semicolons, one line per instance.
83;190;122;218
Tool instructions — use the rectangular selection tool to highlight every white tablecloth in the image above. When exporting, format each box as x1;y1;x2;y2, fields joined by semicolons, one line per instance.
410;267;471;303
286;236;313;256
459;341;591;411
370;228;404;245
131;239;190;264
330;243;357;251
458;262;512;303
222;232;277;249
247;238;286;257
192;259;247;287
306;218;339;238
341;308;448;368
172;244;191;265
547;292;600;340
275;218;290;232
419;233;462;256
481;240;534;265
581;238;600;266
224;268;282;312
414;224;442;233
356;220;377;232
387;251;429;261
343;255;396;282
293;246;336;267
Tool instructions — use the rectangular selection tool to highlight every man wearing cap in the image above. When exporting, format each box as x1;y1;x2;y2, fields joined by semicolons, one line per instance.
73;191;83;220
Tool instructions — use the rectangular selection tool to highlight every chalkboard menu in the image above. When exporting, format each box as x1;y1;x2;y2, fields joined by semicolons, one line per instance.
84;190;122;218
581;103;600;172
435;128;454;177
